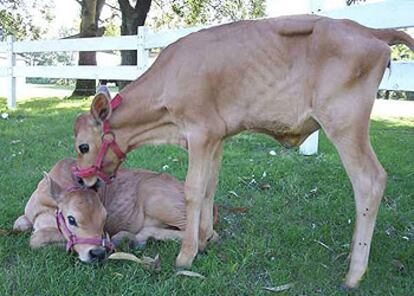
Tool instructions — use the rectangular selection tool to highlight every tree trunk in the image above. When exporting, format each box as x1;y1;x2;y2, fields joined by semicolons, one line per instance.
71;0;106;97
384;90;390;100
118;0;152;90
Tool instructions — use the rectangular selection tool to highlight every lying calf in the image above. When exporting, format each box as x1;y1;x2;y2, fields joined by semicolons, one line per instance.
13;158;191;262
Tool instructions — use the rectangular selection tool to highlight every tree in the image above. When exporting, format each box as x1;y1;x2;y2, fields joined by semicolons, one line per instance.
71;0;106;97
152;0;265;29
0;0;54;41
117;0;152;89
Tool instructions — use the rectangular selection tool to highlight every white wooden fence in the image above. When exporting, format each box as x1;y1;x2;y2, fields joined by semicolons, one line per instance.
0;0;413;155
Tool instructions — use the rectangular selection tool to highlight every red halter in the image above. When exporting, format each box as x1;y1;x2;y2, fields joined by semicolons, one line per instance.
73;94;126;184
56;210;114;253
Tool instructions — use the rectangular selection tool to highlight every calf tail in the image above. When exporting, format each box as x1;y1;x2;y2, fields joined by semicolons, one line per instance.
372;29;414;51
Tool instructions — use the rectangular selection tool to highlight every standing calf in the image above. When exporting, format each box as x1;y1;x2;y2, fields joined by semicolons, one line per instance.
72;15;414;288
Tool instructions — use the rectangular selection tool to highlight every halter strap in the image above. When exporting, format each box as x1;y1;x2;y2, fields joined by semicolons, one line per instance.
55;210;114;252
73;94;126;184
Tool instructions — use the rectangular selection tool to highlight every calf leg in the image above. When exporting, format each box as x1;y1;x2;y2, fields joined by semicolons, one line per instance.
136;226;184;242
30;227;64;249
199;141;223;251
176;134;222;268
13;215;32;232
315;96;386;288
331;133;385;288
111;231;137;247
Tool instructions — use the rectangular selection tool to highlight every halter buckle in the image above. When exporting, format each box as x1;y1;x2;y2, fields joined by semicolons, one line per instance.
101;131;115;144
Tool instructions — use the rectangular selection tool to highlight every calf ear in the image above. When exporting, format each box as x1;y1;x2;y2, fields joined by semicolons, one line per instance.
96;85;112;100
91;92;112;123
43;173;64;203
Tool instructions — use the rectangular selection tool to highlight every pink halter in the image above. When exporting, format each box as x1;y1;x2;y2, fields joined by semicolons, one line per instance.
56;210;114;252
73;94;126;184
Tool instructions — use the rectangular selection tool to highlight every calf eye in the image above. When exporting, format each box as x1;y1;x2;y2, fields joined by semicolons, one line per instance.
67;215;78;227
78;144;89;154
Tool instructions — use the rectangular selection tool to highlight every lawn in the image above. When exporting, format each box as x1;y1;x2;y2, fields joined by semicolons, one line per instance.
0;97;413;295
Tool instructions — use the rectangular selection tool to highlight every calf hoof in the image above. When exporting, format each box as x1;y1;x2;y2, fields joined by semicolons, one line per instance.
175;251;196;269
198;242;207;253
340;283;358;292
208;231;220;243
174;266;186;272
133;241;147;250
13;215;32;232
197;249;209;259
112;239;121;248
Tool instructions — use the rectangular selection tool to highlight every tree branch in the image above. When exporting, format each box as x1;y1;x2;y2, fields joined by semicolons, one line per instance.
105;2;120;11
135;0;152;25
118;0;133;13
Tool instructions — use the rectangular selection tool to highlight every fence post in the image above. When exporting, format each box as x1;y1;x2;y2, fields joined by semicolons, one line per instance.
137;26;149;74
6;35;16;109
299;130;319;156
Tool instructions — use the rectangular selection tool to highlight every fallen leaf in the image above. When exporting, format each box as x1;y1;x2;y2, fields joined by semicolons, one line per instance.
228;191;239;198
259;183;271;190
217;253;227;262
314;239;334;252
309;187;318;194
142;254;161;271
263;282;295;292
334;252;348;261
108;252;142;263
176;270;206;279
392;259;405;273
112;272;123;277
0;229;10;236
108;252;160;271
228;207;249;214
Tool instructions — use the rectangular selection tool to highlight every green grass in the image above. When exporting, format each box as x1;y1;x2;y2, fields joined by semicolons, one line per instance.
0;97;413;295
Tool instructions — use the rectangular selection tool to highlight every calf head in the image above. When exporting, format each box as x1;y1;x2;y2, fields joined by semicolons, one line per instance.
46;174;111;263
74;90;126;188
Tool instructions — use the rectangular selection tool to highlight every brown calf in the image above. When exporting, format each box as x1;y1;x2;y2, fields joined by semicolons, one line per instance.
13;158;189;262
73;15;414;287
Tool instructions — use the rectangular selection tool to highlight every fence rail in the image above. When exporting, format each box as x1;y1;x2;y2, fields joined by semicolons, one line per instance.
12;66;141;80
0;0;413;155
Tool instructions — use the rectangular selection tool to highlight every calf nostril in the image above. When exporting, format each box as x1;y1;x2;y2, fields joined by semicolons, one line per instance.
89;248;106;261
76;177;85;186
94;179;102;189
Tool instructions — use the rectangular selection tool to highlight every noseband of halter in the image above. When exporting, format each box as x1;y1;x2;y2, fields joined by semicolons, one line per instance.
73;94;126;184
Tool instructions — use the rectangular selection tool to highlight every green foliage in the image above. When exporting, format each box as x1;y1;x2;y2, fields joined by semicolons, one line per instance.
151;0;265;29
0;97;413;295
0;0;54;41
391;44;414;61
103;21;121;37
